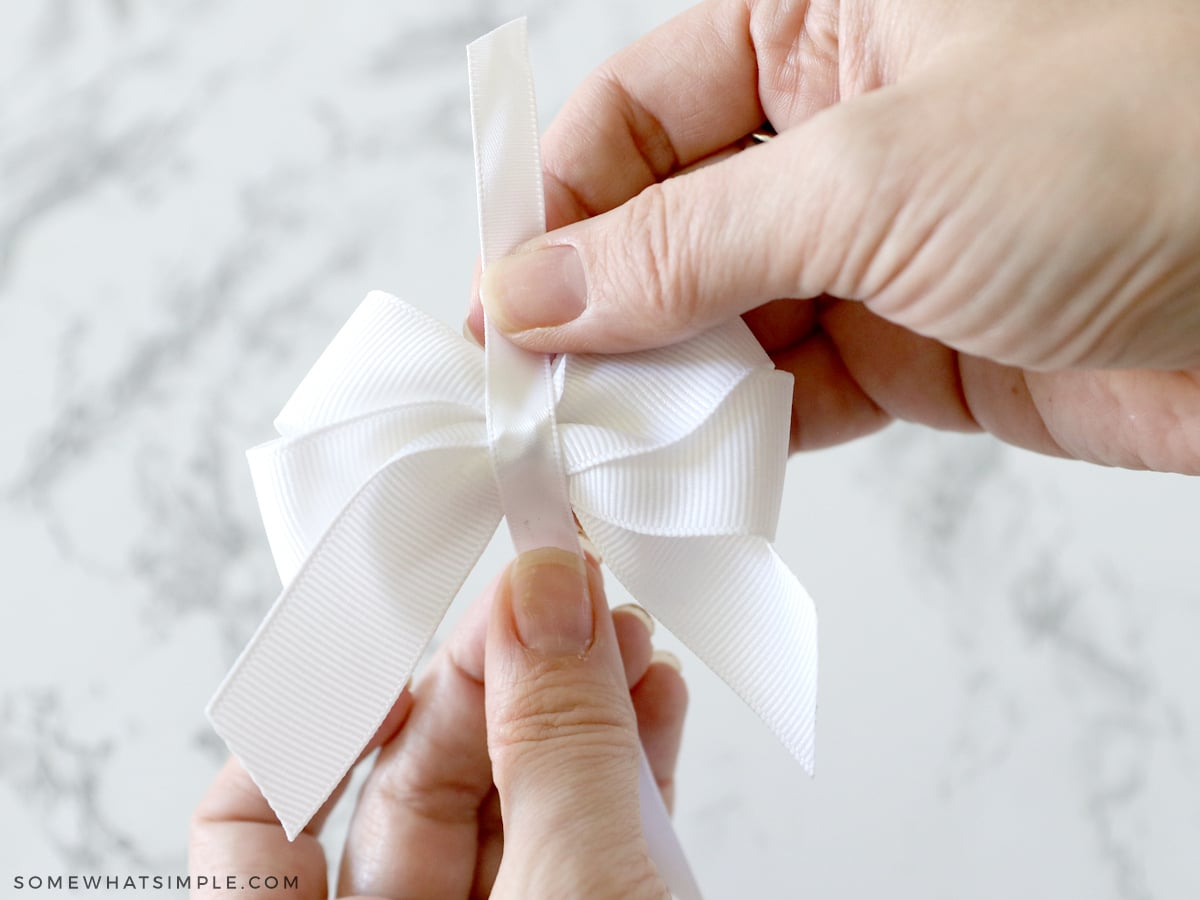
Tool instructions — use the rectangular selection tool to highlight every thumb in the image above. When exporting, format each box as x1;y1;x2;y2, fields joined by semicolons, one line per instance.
479;98;900;354
485;548;664;899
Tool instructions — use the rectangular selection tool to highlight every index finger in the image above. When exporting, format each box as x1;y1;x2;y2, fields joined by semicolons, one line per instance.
540;0;765;229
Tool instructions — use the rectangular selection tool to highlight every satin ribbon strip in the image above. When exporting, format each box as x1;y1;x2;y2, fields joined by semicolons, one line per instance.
468;22;578;557
469;23;699;898
206;18;818;896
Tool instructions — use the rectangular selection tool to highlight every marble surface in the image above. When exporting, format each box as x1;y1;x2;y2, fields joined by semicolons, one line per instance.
2;2;1198;897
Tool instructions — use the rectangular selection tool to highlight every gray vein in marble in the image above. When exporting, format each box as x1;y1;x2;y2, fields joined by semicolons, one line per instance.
870;431;1188;900
0;689;152;872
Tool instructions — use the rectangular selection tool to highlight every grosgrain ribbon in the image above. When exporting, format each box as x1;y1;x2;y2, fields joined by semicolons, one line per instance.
206;18;817;898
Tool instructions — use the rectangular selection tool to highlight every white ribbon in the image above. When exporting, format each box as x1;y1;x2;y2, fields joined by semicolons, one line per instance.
206;19;817;898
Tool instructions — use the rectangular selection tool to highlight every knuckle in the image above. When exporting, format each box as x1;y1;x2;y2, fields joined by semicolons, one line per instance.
371;772;481;827
369;736;485;826
805;103;911;297
804;91;955;313
489;675;636;768
607;181;702;332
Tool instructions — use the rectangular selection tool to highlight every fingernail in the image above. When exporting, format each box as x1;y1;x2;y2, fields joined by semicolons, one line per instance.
462;317;482;347
613;603;654;636
577;532;602;566
650;649;682;673
510;547;593;656
480;245;587;332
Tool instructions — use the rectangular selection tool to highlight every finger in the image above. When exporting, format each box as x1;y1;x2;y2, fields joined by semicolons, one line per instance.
188;758;330;900
479;90;914;354
539;0;859;230
742;297;820;354
337;572;498;899
818;299;981;433
466;299;486;348
811;297;1061;456
1018;367;1200;473
540;0;767;231
473;788;504;900
188;695;413;900
771;328;894;452
631;652;688;813
610;606;686;811
466;259;485;346
485;548;661;896
474;593;655;897
961;358;1074;460
612;603;655;687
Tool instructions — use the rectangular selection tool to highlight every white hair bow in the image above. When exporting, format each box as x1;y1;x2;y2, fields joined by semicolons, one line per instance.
207;19;817;898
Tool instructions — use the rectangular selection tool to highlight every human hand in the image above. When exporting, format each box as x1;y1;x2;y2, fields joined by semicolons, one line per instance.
190;549;684;899
468;0;1200;473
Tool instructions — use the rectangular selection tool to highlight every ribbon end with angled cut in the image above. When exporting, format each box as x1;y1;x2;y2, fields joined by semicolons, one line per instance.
204;697;310;842
560;318;820;773
568;359;820;778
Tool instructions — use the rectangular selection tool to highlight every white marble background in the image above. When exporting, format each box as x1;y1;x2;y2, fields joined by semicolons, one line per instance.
2;2;1198;898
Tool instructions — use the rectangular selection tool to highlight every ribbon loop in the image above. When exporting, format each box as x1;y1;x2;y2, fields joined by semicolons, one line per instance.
565;367;791;539
556;319;778;470
275;292;486;435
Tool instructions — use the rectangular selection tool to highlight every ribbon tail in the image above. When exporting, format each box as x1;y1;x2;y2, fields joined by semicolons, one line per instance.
578;514;819;772
207;446;501;839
